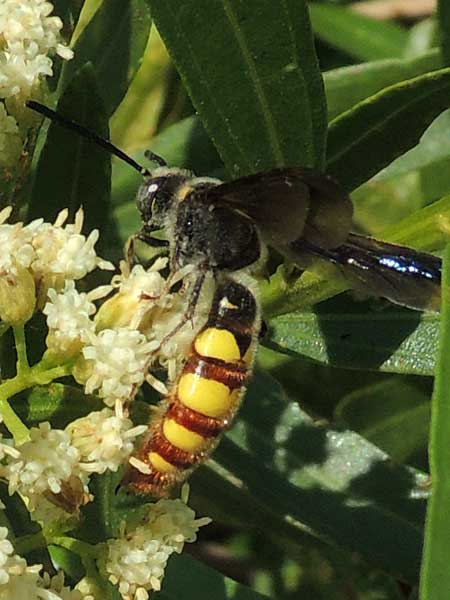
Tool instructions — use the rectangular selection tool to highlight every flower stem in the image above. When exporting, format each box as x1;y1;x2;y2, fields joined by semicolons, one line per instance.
0;398;29;444
51;535;99;558
0;362;72;443
13;325;29;374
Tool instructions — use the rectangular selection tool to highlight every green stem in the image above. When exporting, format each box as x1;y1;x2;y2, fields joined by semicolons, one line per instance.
13;325;29;374
0;399;29;444
0;363;72;443
51;535;99;558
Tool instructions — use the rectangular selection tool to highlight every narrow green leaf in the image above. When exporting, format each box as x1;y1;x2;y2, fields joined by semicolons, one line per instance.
206;370;427;583
47;546;84;581
28;65;120;258
60;0;152;116
404;17;437;59
149;0;326;175
327;68;450;192
420;243;450;599
266;299;439;376
324;49;442;121
377;193;450;253
14;384;103;429
336;378;430;463
309;3;408;61
159;554;269;600
438;0;450;66
374;109;450;183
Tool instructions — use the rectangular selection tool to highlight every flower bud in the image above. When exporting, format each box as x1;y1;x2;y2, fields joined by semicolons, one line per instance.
95;264;167;332
94;292;140;331
0;266;36;325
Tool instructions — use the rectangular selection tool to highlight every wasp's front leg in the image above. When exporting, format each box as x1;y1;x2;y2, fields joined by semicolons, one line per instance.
126;226;170;267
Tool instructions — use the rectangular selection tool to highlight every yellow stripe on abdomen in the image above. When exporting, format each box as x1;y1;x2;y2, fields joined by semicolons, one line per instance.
148;451;178;473
178;372;232;418
194;327;241;362
163;418;206;452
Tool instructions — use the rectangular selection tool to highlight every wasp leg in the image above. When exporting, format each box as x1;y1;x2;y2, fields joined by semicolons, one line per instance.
160;269;207;346
141;269;209;386
126;227;170;266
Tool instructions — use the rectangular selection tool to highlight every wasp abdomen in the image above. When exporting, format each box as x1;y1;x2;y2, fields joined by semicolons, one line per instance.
127;276;260;495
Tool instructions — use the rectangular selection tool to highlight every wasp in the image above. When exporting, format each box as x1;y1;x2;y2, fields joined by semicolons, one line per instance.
27;101;442;496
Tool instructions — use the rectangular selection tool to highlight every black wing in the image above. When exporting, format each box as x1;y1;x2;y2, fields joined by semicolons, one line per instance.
293;233;441;312
195;167;441;311
197;167;353;250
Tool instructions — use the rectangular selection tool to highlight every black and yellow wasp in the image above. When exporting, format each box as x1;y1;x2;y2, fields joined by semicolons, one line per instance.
27;100;442;495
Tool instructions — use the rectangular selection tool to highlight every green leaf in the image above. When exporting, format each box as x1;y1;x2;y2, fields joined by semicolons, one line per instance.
47;546;84;580
204;370;427;583
438;0;450;65
376;193;450;252
158;554;270;600
327;67;450;192
75;471;124;543
404;18;437;59
336;378;430;463
266;298;439;376
28;65;120;259
309;3;408;61
374;109;450;182
359;111;450;220
324;49;442;121
14;384;103;429
420;243;450;599
149;0;326;175
60;0;152;116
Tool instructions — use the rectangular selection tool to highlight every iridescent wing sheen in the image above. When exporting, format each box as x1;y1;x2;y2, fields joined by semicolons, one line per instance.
293;233;441;311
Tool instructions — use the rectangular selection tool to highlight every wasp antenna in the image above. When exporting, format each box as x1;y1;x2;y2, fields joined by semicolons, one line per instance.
144;149;167;168
26;100;152;177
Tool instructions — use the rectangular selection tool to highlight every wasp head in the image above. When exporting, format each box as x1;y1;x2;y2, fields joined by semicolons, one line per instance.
136;169;191;230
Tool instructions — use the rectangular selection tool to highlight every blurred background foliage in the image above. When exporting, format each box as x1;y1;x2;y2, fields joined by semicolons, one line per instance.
10;0;450;598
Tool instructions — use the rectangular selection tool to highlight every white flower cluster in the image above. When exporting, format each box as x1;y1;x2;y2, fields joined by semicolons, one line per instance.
5;422;84;510
0;0;73;101
2;407;145;522
0;206;212;599
104;492;211;600
0;206;113;325
68;406;147;475
0;1;74;168
0;527;82;599
0;203;198;407
47;257;193;407
77;328;159;407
